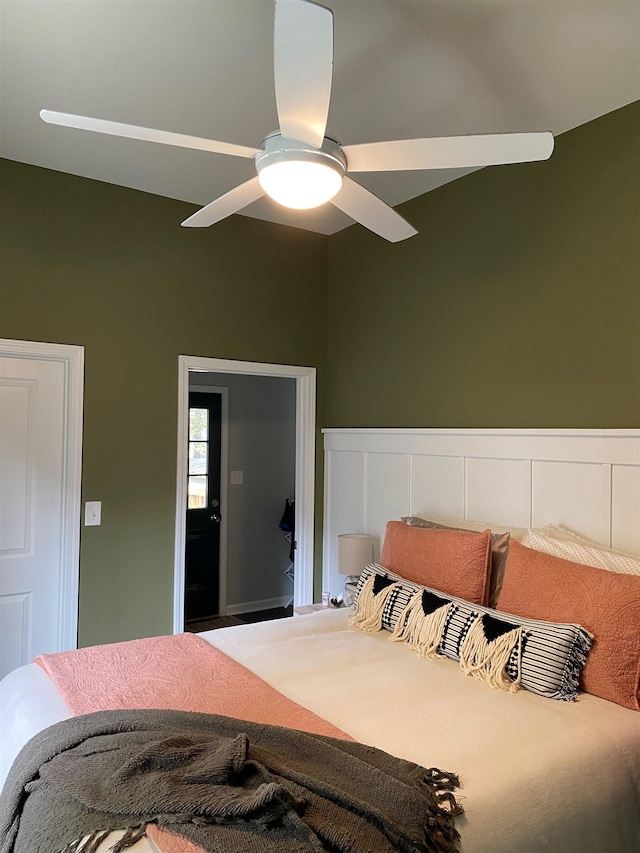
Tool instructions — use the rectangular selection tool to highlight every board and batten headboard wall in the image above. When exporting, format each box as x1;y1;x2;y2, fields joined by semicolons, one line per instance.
322;429;640;598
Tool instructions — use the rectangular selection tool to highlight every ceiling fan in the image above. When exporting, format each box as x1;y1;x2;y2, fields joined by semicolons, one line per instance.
40;0;554;243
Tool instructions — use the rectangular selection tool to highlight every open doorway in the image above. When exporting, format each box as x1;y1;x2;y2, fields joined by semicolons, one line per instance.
184;373;296;631
173;356;315;634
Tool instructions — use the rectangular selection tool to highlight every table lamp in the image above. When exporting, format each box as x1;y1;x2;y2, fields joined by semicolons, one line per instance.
338;533;373;606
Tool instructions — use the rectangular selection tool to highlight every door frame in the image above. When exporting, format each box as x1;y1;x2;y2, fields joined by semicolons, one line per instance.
173;356;315;632
187;384;229;617
0;338;84;652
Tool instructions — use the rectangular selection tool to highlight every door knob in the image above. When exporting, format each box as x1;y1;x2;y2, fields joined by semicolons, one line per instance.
210;512;221;523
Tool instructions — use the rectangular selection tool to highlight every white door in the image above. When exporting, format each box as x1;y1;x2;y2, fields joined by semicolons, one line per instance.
0;341;83;680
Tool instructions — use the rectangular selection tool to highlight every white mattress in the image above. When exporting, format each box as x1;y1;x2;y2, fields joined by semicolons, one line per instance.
2;609;639;853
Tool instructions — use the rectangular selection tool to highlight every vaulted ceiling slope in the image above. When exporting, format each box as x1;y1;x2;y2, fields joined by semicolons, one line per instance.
1;0;638;236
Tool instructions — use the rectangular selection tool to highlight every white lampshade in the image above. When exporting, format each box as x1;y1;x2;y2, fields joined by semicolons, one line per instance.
337;533;373;576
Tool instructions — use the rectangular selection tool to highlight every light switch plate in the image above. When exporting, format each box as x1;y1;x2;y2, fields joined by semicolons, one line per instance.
85;501;102;526
230;471;243;485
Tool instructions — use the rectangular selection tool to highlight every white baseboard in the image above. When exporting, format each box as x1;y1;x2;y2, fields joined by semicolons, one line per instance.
226;595;291;616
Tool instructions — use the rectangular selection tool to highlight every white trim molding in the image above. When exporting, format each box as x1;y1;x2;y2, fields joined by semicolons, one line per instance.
0;338;84;652
323;428;640;598
174;356;316;633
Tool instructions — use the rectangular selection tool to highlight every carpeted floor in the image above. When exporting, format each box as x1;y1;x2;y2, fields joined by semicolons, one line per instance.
185;605;293;633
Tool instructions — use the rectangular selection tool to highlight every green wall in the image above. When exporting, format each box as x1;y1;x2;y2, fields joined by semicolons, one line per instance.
1;102;638;647
327;101;640;427
0;159;328;646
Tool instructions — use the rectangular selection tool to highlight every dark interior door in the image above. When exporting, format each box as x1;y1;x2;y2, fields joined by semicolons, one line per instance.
185;392;222;621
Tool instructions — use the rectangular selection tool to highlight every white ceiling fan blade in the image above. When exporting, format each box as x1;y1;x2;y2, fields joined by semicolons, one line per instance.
274;0;333;148
40;110;259;159
331;177;417;243
181;177;264;228
343;132;554;172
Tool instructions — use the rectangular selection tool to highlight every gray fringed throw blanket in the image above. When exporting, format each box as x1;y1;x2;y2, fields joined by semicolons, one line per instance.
0;709;462;853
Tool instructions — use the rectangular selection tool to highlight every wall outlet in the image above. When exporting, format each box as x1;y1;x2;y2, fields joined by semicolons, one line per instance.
85;501;102;526
230;470;243;485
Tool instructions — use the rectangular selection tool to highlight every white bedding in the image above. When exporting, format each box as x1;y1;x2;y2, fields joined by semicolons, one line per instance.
2;609;639;853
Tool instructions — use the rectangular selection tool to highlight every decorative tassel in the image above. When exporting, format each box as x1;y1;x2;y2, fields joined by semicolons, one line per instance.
62;831;111;853
88;832;112;853
389;589;451;660
63;827;147;853
557;629;592;701
460;613;525;693
108;826;147;852
349;573;398;632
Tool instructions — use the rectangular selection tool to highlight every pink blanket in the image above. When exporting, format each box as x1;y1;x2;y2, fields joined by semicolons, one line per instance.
36;631;350;853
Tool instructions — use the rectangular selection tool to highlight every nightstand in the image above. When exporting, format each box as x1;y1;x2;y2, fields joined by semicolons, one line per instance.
294;603;329;616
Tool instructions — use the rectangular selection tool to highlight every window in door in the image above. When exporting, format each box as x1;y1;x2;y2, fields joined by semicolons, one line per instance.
188;406;208;509
185;392;222;621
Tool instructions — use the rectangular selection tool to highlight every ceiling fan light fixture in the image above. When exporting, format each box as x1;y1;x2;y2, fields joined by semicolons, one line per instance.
258;158;343;209
255;137;346;210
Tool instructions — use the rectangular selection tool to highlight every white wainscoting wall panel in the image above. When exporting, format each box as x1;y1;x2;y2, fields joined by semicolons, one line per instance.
324;451;366;589
365;454;410;563
409;455;464;521
322;429;640;598
612;465;640;555
465;457;531;529
530;461;611;545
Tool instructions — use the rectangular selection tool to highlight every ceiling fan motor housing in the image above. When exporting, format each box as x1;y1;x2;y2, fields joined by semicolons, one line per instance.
256;132;346;173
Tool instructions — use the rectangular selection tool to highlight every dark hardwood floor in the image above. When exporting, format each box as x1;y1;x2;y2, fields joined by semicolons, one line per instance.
185;605;293;633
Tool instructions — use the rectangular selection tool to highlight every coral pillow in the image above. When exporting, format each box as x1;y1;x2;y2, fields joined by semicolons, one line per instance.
498;540;640;711
380;521;491;605
402;516;511;608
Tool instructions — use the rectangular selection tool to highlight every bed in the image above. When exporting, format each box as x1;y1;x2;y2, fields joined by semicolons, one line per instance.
1;428;639;853
2;609;640;853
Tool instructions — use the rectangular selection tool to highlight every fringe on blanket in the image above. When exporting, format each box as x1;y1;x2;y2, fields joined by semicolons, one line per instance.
349;573;398;632
420;768;464;853
389;589;452;660
63;826;147;853
459;613;525;693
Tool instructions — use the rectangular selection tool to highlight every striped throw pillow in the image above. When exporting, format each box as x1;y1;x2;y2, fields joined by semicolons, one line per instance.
353;564;592;702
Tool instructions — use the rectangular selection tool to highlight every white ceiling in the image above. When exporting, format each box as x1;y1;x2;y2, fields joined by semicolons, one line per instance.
1;0;638;236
